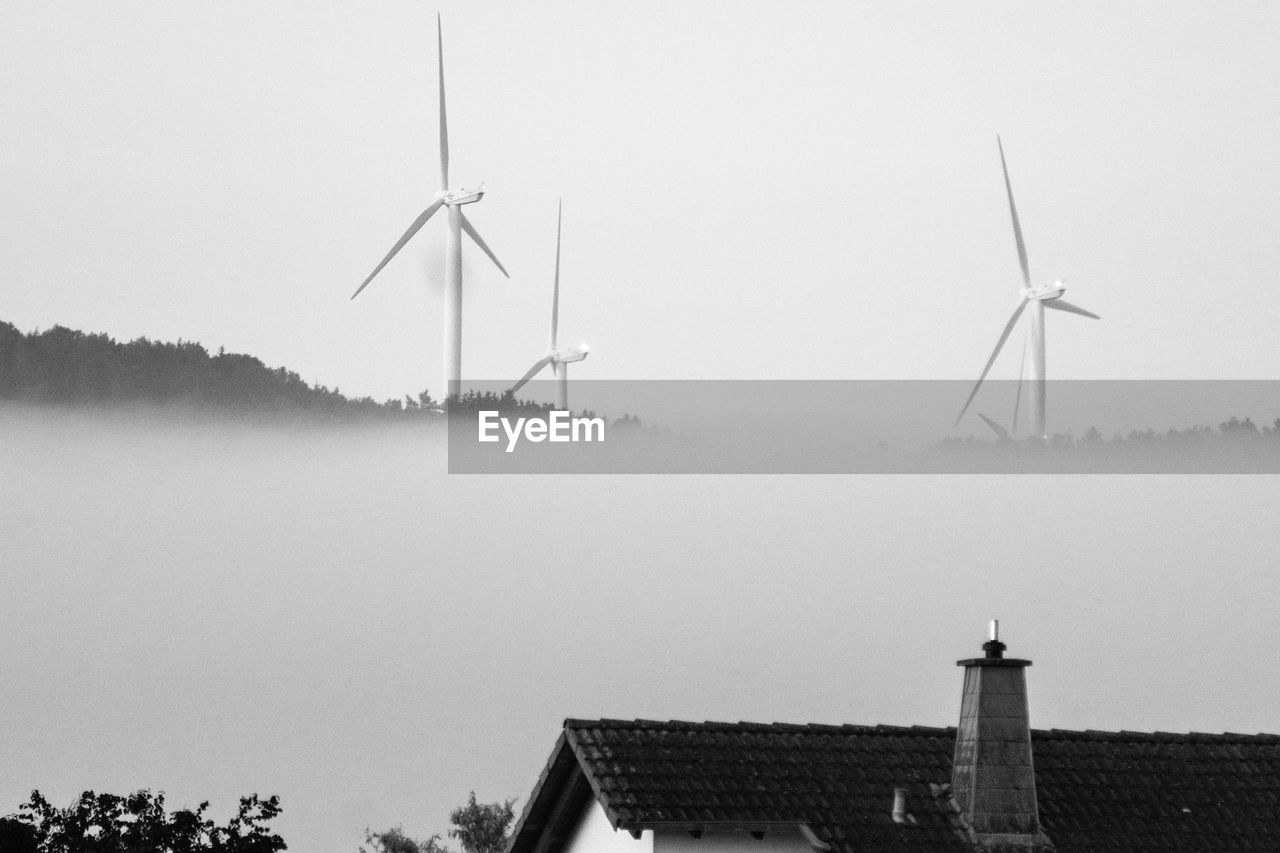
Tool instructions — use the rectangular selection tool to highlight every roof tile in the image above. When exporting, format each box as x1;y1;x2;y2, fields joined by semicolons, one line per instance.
508;719;1280;853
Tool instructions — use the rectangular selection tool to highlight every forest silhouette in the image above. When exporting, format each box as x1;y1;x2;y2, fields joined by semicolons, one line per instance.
4;319;1275;469
0;321;564;421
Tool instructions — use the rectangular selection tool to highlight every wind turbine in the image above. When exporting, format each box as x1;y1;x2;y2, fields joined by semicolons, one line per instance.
957;135;1100;439
508;202;589;410
350;14;509;402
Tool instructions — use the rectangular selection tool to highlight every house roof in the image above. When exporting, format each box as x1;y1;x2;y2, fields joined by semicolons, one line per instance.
506;718;1280;853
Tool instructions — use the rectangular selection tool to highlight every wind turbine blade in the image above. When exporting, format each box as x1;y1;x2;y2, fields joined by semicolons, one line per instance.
997;135;1031;289
550;200;561;350
350;199;443;299
956;298;1029;424
509;354;553;395
460;212;510;278
1043;298;1100;320
978;413;1010;440
437;14;449;191
1011;332;1027;436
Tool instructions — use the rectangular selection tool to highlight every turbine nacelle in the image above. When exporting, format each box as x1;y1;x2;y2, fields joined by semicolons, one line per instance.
1022;279;1066;301
442;184;486;206
552;345;589;365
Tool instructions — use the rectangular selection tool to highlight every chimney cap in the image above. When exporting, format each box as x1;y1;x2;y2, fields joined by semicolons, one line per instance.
957;626;1031;668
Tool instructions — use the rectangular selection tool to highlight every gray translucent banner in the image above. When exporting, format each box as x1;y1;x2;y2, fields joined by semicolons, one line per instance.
446;380;1280;473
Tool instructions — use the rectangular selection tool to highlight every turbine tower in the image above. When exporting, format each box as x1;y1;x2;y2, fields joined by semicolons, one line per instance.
978;334;1028;441
350;14;509;402
509;202;589;410
958;135;1100;439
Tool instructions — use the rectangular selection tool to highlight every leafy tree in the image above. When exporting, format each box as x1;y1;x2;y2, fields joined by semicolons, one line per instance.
7;789;285;853
210;795;285;853
0;816;37;853
446;793;516;853
1220;415;1259;435
362;793;516;853
359;826;449;853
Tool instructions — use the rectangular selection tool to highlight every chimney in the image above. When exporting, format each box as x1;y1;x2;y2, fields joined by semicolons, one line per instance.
950;622;1053;849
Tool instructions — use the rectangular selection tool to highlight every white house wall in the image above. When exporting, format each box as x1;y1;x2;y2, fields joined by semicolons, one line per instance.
564;798;652;853
561;798;811;853
655;829;812;853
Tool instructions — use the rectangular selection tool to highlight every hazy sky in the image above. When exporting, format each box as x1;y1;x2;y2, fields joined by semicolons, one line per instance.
4;1;1280;401
4;4;1280;853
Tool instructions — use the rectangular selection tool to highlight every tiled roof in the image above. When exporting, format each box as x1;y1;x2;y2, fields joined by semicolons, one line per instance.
507;719;1280;853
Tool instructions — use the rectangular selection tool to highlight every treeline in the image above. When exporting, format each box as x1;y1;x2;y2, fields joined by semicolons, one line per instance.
0;320;645;426
941;416;1280;452
361;793;515;853
0;320;432;419
0;790;283;853
0;787;519;853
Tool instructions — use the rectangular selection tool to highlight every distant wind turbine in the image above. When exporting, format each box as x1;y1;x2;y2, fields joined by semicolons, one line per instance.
508;202;589;410
350;14;509;402
958;135;1100;439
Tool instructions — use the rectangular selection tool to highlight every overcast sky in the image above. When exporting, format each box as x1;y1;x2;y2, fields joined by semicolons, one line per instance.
4;4;1280;853
5;1;1280;400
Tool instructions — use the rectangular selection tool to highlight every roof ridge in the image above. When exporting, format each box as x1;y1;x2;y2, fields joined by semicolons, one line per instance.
1032;726;1280;742
563;718;952;734
563;718;1280;742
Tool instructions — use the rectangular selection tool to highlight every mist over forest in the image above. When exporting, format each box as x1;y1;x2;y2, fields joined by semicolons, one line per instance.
0;320;636;430
8;319;1280;476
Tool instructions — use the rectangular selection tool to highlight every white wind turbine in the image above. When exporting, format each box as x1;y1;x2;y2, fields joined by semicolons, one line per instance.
508;202;589;410
350;15;508;402
957;135;1100;439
